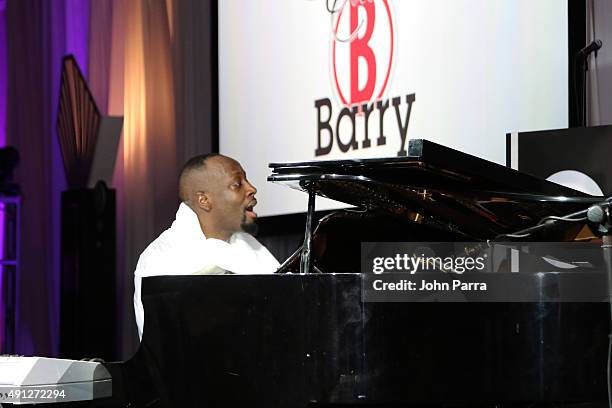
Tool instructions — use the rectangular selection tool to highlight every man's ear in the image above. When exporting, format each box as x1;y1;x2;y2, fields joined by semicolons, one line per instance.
196;192;212;212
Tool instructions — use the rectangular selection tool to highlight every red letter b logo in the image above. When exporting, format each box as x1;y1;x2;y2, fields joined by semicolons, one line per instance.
350;2;376;105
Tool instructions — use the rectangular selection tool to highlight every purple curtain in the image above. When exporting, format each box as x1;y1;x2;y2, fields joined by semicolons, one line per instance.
6;0;89;356
0;0;6;350
0;0;6;146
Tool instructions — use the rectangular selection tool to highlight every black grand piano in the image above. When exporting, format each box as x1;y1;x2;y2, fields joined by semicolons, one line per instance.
100;140;610;408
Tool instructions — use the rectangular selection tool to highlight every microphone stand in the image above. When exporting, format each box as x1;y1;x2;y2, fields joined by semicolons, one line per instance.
576;40;602;127
583;56;588;127
603;234;612;408
574;50;590;127
589;205;612;408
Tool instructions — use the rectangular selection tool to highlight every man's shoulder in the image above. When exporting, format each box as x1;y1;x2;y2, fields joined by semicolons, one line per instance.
143;228;176;256
135;229;177;276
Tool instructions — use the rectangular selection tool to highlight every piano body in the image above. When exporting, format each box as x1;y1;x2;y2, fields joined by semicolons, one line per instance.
100;140;610;408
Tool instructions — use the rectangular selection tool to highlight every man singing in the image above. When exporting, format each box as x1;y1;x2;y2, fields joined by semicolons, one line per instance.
133;154;280;339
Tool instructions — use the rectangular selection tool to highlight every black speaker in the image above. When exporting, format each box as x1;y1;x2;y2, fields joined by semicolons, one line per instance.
506;125;612;195
60;181;116;360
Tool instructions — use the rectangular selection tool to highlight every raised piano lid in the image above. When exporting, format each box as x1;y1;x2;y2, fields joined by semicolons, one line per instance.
268;139;605;239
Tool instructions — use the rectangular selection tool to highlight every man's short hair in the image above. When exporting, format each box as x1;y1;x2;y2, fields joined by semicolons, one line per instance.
178;153;220;203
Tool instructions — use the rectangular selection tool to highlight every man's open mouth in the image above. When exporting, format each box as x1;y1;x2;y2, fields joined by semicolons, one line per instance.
244;200;257;218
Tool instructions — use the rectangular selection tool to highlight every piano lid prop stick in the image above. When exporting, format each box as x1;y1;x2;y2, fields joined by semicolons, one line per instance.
300;187;316;274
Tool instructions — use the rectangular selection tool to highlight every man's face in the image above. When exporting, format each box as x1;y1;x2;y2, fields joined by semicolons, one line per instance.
204;156;258;235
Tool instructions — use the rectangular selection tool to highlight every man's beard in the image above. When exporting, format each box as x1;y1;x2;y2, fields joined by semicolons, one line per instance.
241;216;259;235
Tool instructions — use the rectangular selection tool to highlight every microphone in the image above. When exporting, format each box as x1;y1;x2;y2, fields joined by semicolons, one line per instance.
587;198;612;236
576;39;603;59
587;203;607;224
